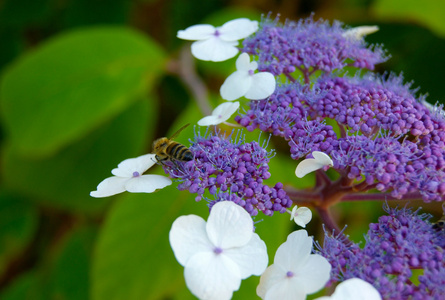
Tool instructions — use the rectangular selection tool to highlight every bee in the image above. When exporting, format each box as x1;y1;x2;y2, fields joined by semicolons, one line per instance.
152;123;193;165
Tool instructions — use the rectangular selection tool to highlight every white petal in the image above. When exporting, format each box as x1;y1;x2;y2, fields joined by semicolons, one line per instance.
260;273;307;300
235;53;252;71
323;278;382;300
220;71;252;101
191;37;238;62
343;25;379;40
197;102;240;126
124;174;172;193
292;207;313;228
274;230;312;271
111;154;157;177
169;215;214;266
294;254;332;294
312;151;334;166
206;201;253;249
177;24;216;40
295;152;333;178
219;19;259;41
90;176;128;198
244;72;276;100
184;252;241;300
223;233;268;278
257;265;285;299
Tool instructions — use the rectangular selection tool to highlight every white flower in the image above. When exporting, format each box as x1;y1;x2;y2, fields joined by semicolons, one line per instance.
342;25;379;40
177;18;258;62
220;53;276;101
295;151;334;178
289;206;312;228
90;154;172;197
257;230;331;300
197;101;240;126
315;278;382;300
169;201;268;300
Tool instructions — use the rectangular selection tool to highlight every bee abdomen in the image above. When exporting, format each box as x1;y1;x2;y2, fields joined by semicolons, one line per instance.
168;143;193;161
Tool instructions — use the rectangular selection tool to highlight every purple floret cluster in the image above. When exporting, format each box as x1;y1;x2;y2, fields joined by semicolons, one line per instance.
317;205;445;299
236;16;445;203
242;15;388;76
162;130;292;217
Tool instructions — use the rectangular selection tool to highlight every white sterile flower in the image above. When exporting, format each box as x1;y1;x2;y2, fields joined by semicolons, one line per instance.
289;206;312;228
169;201;268;300
257;230;331;300
220;53;276;101
177;18;258;62
90;154;172;198
197;101;240;126
315;278;381;300
343;25;379;40
295;151;334;178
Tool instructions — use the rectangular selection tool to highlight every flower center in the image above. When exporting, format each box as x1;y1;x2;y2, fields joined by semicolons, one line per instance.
286;271;294;278
248;69;255;76
132;171;140;177
214;30;220;37
213;247;223;255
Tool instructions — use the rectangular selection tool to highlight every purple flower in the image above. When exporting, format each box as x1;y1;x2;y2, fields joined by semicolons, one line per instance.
161;129;292;217
316;204;445;299
242;15;388;76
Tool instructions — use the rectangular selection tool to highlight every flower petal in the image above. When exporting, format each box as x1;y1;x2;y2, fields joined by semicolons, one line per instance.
292;207;312;228
206;201;253;249
218;18;259;41
274;230;312;271
111;154;157;177
169;214;214;266
191;37;238;62
184;251;241;300
294;254;332;294
220;71;252;101
324;278;382;300
197;102;240;126
235;53;252;71
244;72;276;100
90;176;128;198
261;274;307;300
256;264;287;299
342;25;379;40
124;174;172;193
295;152;333;178
177;24;216;40
223;232;268;278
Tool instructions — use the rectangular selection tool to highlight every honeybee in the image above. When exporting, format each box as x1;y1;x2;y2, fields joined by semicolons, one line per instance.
152;123;193;164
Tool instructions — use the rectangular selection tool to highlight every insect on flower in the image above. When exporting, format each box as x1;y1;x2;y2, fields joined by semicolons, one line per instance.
152;123;193;165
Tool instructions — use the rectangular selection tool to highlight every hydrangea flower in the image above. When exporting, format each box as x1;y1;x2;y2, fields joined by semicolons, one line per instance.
197;101;240;126
242;16;387;76
295;151;333;178
161;129;292;217
220;53;276;101
289;205;312;228
90;154;172;197
257;230;331;300
177;18;258;62
316;205;445;298
169;201;268;300
315;278;381;300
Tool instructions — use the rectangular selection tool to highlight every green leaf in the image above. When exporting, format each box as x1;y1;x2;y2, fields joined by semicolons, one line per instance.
0;192;39;275
372;0;445;37
1;97;155;213
0;26;165;158
92;188;207;300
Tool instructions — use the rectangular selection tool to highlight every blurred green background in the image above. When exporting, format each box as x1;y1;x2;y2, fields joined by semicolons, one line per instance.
0;0;444;299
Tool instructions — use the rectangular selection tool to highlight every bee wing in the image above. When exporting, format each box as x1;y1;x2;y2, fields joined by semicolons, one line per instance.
169;123;190;140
